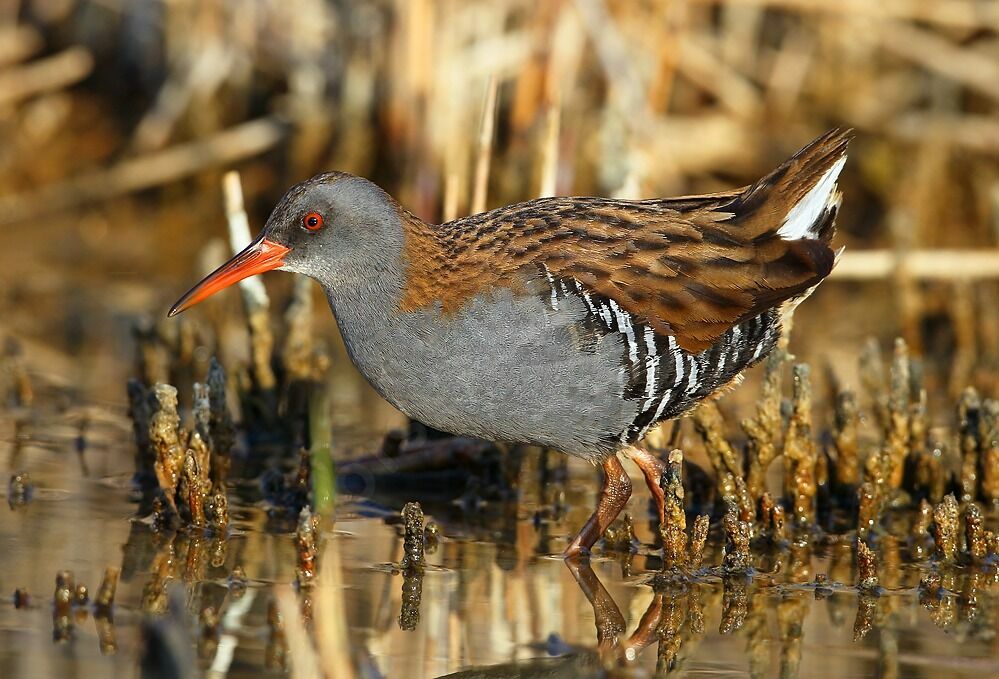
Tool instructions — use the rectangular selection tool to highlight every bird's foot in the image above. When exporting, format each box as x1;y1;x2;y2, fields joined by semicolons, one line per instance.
562;541;592;561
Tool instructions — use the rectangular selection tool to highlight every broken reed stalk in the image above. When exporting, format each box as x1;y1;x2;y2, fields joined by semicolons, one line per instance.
783;364;816;527
603;513;637;553
400;502;427;571
760;491;788;545
982;400;999;504
743;351;783;503
295;507;320;588
722;501;751;573
859;338;889;432
830;249;999;280
907;387;932;498
691;401;752;519
932;494;959;563
689;0;999;31
470;76;498;215
442;173;460;223
223;170;276;391
399;502;427;631
963;503;988;562
660;449;686;569
206;357;235;486
911;498;934;549
949;281;977;398
138;361;232;532
856;541;879;592
884;338;910;489
179;445;207;528
856;482;881;540
833;389;860;488
958;388;980;502
689;514;710;570
94;568;120;617
149;384;185;515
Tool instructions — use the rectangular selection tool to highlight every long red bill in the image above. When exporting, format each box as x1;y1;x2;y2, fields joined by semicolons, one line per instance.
168;237;290;317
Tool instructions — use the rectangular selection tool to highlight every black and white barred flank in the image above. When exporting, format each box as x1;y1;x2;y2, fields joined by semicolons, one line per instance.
541;268;780;446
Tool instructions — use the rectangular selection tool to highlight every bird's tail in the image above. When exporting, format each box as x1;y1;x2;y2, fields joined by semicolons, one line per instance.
732;128;852;246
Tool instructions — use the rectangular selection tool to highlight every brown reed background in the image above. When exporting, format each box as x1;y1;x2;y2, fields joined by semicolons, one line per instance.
1;3;998;678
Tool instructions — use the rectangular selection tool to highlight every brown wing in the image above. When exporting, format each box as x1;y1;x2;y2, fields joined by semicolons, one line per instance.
400;129;851;353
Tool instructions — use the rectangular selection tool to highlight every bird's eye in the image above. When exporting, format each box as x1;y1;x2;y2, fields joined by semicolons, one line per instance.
303;212;324;231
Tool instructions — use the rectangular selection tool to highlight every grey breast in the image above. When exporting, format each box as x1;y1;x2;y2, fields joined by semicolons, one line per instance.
330;269;781;460
351;285;641;460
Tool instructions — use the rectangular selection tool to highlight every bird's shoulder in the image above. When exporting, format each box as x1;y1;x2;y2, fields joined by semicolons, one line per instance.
400;192;763;351
399;132;841;354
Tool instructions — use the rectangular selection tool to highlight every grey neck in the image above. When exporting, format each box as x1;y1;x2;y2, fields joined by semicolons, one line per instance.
315;236;427;410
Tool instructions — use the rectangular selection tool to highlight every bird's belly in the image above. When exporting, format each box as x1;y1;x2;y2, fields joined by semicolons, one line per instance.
335;290;636;458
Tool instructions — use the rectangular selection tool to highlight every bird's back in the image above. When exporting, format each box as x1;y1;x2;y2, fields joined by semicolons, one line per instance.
359;129;851;455
402;129;849;352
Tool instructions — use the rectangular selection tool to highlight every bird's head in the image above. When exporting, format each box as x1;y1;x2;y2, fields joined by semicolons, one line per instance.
168;172;405;317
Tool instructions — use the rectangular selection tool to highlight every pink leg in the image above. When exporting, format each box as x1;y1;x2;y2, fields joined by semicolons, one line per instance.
624;446;667;526
564;456;632;559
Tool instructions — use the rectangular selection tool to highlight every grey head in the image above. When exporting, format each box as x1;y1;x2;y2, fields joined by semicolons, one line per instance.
263;172;409;292
168;172;411;317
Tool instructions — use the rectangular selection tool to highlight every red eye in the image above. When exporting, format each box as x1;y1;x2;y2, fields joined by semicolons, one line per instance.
303;212;324;231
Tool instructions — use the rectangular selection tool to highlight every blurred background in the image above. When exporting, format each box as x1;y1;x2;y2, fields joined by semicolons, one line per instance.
2;0;997;402
1;0;998;677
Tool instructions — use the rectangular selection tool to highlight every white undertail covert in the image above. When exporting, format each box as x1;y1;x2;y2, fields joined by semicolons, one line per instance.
777;156;846;240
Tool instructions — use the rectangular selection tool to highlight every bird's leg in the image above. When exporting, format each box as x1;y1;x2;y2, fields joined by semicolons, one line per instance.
563;455;632;559
623;446;667;526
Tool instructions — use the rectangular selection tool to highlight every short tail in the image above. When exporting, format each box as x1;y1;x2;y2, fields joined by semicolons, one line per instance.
732;128;852;245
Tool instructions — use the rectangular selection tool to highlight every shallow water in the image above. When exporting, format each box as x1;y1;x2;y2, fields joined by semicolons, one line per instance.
1;387;997;679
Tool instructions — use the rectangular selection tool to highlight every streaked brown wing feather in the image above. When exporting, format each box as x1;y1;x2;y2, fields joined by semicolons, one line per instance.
400;129;849;353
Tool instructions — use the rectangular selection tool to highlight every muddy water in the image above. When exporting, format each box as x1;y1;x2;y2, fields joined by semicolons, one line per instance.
1;384;997;679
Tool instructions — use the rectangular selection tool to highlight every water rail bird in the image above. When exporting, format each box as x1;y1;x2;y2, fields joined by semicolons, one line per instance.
170;129;851;558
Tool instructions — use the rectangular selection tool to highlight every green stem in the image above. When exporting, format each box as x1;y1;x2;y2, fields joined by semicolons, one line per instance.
309;379;335;516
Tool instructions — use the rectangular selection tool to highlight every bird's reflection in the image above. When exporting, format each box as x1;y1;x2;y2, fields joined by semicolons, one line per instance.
433;559;710;678
565;559;663;663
